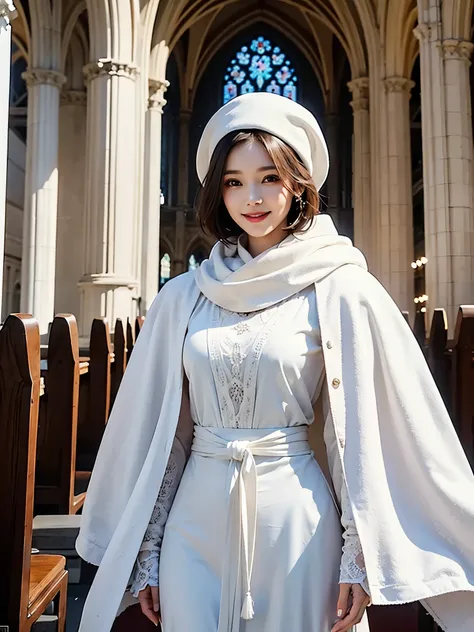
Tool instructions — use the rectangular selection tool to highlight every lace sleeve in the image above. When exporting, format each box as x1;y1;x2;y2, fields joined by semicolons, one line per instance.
339;479;370;595
129;376;194;596
321;386;369;595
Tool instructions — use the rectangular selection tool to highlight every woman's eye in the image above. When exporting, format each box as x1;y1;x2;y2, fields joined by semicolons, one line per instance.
263;174;280;183
225;179;241;187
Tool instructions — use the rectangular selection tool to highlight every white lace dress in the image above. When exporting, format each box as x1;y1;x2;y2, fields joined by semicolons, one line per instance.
130;287;368;631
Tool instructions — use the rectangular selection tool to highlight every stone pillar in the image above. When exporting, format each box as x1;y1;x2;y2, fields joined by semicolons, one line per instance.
54;90;87;317
141;79;168;312
0;1;16;319
79;59;140;337
324;112;341;229
415;22;474;332
20;68;66;333
379;76;415;314
348;77;372;263
173;108;192;277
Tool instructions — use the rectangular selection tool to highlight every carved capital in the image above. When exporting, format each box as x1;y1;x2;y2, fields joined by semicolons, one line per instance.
148;78;169;112
83;59;139;82
60;90;87;107
22;68;67;89
413;24;429;42
0;0;17;22
348;77;369;112
442;39;474;62
383;76;415;95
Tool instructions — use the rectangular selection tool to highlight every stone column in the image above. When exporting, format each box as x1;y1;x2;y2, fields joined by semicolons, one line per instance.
348;77;371;263
79;59;140;337
379;76;415;314
441;39;474;318
0;1;16;319
54;90;87;317
141;79;168;312
173;107;192;277
415;22;474;332
20;68;66;333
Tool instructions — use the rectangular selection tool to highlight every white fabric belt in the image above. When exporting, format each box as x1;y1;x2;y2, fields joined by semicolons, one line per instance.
191;425;312;632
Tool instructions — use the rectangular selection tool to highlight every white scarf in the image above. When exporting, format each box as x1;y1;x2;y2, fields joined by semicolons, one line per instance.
195;214;367;312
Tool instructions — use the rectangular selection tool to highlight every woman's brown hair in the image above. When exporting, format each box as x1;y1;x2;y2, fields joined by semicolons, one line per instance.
195;130;320;243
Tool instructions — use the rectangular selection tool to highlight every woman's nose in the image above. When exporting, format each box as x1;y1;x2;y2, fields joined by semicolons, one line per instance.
247;187;263;206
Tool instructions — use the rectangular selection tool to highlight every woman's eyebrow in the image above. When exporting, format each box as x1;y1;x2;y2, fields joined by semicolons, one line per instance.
224;165;276;175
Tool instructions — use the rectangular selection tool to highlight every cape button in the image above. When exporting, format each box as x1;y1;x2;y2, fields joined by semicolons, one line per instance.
331;378;341;389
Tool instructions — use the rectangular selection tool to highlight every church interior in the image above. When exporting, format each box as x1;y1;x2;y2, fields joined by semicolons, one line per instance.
2;0;474;630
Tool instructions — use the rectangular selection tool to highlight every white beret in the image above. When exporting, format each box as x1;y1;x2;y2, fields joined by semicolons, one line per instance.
196;92;329;191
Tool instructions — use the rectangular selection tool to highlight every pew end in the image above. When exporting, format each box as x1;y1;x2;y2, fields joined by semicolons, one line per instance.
0;314;68;632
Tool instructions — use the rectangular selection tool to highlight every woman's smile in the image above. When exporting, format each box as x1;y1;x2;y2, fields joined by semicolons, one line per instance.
242;211;271;223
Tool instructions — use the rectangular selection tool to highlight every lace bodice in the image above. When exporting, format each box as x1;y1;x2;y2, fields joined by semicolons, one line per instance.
207;295;304;428
130;289;368;596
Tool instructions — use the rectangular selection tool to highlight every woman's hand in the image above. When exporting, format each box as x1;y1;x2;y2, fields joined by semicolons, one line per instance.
331;583;370;632
137;585;161;626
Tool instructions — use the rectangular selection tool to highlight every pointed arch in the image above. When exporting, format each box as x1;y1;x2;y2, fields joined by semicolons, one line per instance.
61;2;87;71
384;0;418;77
191;15;326;108
85;0;136;61
443;0;474;41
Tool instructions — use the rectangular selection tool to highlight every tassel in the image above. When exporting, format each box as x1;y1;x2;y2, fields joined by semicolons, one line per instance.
241;591;255;620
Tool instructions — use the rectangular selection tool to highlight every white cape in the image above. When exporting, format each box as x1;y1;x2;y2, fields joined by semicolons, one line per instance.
76;245;474;632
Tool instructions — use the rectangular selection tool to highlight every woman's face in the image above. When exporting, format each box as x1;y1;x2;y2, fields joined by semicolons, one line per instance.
221;140;293;253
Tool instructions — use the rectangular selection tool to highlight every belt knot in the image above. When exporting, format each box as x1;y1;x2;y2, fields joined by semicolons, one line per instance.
227;439;250;462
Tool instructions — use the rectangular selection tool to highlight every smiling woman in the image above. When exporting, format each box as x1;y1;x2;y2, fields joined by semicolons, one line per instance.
195;129;320;256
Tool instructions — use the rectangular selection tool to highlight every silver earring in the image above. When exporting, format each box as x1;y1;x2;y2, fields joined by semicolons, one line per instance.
296;194;307;213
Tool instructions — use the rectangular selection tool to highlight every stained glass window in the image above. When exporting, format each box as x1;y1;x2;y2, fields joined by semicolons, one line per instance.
160;253;171;288
223;36;298;104
188;248;207;271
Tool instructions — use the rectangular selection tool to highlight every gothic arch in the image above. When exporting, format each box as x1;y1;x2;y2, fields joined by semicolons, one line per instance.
11;34;28;62
63;26;89;90
28;0;62;67
160;235;174;261
383;0;418;77
191;15;326;108
149;0;370;84
443;0;474;40
61;2;87;71
10;0;30;60
85;0;137;61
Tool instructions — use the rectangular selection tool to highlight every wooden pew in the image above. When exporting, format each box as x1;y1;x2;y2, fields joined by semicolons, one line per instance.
450;306;474;467
126;318;134;363
0;314;68;632
76;317;113;471
135;315;145;340
413;310;426;349
110;318;127;409
35;315;90;515
427;309;449;409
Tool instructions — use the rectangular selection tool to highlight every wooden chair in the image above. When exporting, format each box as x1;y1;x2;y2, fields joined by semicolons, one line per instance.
0;314;68;632
35;314;90;515
76;317;112;471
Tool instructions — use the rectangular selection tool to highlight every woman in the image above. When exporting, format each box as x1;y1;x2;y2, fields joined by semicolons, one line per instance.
76;93;474;632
